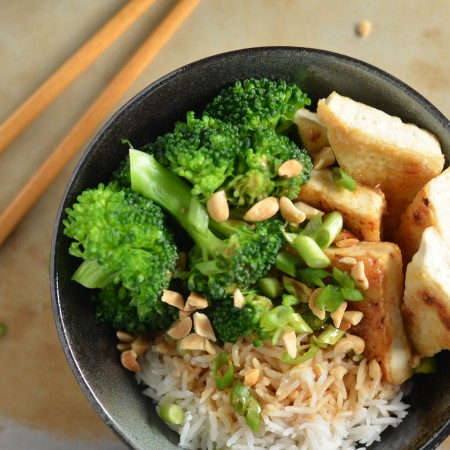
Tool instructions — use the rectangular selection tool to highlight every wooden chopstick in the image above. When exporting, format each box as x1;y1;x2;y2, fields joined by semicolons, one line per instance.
0;0;157;155
0;0;200;246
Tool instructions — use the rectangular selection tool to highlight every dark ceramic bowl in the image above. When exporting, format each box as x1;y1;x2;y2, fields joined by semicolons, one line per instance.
51;47;450;450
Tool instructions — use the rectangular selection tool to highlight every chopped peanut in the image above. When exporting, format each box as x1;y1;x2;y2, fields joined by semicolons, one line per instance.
243;197;279;222
244;368;260;386
185;291;208;311
120;349;140;372
280;196;307;224
342;310;364;326
277;159;303;178
233;288;245;309
309;288;326;320
351;261;369;290
167;316;193;340
161;290;185;310
193;312;216;342
280;329;297;359
206;190;229;222
330;301;347;328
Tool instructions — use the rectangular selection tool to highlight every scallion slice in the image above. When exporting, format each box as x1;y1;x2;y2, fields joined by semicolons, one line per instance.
291;235;331;269
280;344;320;365
276;251;300;277
316;324;345;345
258;277;283;299
230;381;261;432
315;211;343;249
332;167;357;191
159;403;185;425
315;284;344;312
212;352;234;391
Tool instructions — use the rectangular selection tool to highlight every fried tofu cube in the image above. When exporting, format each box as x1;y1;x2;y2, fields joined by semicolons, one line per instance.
316;91;444;233
297;168;386;241
402;226;450;357
394;167;450;265
325;242;413;385
294;108;329;156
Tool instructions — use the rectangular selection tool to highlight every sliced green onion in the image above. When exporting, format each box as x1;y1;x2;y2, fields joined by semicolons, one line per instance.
341;288;364;301
414;357;437;374
300;309;328;331
0;323;7;338
315;284;345;312
271;327;283;345
159;403;185;425
230;380;251;416
291;235;331;269
245;396;261;432
332;167;357;191
316;325;345;345
315;211;343;249
276;251;300;277
188;196;209;235
258;277;283;298
301;214;323;239
280;344;320;365
297;267;331;288
212;352;235;391
260;305;292;332
288;312;313;334
230;381;261;432
332;267;355;289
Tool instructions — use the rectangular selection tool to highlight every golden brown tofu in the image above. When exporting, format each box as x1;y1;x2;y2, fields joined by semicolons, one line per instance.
294;108;329;156
317;91;444;233
402;226;450;357
325;241;413;385
297;168;386;242
394;167;450;266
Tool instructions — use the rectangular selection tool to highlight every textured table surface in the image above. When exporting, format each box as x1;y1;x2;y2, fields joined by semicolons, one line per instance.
1;1;449;449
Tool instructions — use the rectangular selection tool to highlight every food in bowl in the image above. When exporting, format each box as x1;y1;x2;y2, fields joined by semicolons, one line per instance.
61;75;448;449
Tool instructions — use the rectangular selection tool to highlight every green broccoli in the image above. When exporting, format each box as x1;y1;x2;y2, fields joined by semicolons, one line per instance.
129;149;285;300
225;127;313;206
63;182;179;334
204;77;311;134
147;111;244;200
207;292;273;344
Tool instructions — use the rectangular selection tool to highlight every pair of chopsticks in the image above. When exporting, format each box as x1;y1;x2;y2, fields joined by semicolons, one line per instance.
0;0;200;246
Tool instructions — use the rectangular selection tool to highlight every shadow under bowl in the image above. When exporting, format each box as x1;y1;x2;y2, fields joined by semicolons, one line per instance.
50;46;450;450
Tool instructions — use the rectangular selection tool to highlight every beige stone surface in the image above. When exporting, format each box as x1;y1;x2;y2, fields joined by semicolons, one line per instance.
0;0;449;448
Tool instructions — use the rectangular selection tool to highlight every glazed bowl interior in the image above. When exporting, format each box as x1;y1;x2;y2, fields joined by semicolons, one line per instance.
51;47;450;450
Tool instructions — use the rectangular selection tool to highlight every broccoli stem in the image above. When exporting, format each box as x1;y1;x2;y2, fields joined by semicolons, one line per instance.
129;149;222;256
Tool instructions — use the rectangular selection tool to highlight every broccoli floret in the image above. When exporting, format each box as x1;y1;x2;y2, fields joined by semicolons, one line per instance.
225;128;313;206
129;149;285;300
208;292;273;344
204;78;311;134
63;182;179;333
148;111;245;200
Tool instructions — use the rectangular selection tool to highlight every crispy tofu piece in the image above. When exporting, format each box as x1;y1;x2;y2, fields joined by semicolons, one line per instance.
394;167;450;265
297;168;386;241
402;227;450;357
316;92;444;233
294;109;329;156
325;242;413;385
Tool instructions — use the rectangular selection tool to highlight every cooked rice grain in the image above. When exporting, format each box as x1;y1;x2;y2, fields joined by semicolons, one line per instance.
136;338;409;449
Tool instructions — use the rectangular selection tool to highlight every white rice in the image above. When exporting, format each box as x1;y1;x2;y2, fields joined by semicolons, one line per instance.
136;337;409;450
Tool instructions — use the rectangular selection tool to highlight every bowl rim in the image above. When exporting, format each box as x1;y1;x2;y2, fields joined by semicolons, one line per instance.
50;45;450;450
